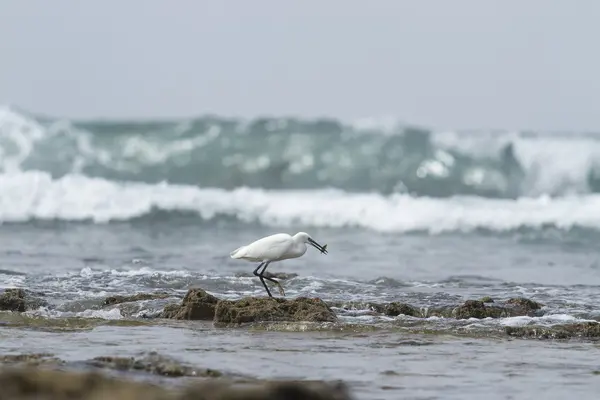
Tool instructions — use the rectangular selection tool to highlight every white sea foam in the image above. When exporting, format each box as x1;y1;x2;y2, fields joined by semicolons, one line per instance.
500;314;597;327
3;170;600;233
27;307;124;320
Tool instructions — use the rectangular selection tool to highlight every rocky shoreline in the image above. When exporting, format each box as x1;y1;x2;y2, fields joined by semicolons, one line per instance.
2;287;600;340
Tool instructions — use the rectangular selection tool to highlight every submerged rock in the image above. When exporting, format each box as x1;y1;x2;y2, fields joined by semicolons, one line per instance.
214;297;337;324
0;366;354;400
0;353;63;367
329;301;417;317
87;352;222;378
102;292;171;306
505;322;600;340
0;289;47;312
159;288;218;320
333;297;542;320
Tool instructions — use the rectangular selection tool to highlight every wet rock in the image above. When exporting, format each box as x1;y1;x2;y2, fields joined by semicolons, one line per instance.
102;292;171;306
0;366;354;400
332;296;543;320
372;302;418;317
0;367;172;400
159;288;219;320
505;297;542;312
214;297;337;324
0;353;63;367
87;352;222;378
427;298;544;319
0;289;47;312
452;300;493;319
505;322;600;340
182;379;353;400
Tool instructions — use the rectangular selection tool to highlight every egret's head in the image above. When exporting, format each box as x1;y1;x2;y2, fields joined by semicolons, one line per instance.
295;232;328;254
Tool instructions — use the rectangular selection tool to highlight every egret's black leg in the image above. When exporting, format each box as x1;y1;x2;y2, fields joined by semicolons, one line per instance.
253;261;272;297
253;262;265;277
259;262;285;297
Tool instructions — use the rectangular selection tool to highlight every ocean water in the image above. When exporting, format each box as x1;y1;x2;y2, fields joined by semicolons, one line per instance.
1;105;600;399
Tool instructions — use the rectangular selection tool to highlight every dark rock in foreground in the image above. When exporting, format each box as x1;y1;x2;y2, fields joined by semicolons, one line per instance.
0;366;353;400
159;288;219;320
505;322;600;340
102;292;172;307
0;289;47;312
0;367;169;400
214;296;338;324
181;379;352;400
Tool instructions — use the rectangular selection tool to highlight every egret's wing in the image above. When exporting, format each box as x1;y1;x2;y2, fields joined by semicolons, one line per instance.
245;233;292;260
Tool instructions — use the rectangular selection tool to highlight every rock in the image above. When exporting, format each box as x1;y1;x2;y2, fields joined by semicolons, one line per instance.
87;352;222;378
0;367;172;400
0;289;47;312
160;289;337;324
0;353;63;367
427;298;544;319
102;292;171;306
214;297;337;324
0;366;354;400
182;379;353;400
505;322;600;340
452;300;493;319
331;296;542;320
372;302;418;317
159;288;219;320
505;297;542;312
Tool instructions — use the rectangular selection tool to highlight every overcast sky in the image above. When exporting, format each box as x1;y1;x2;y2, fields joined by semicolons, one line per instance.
1;0;599;130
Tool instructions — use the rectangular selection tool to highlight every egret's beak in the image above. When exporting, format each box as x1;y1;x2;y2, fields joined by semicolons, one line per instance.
308;238;328;254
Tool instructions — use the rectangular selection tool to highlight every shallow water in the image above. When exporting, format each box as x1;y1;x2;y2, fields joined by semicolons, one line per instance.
2;321;600;399
2;222;600;399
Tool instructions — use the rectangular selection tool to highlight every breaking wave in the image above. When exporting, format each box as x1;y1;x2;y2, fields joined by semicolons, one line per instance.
3;105;600;234
3;105;600;198
3;170;600;234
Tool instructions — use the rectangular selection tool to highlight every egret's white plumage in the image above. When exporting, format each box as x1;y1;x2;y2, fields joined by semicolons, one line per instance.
230;232;328;297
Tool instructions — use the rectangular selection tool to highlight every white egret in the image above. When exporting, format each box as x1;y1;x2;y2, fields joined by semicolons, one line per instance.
230;232;328;297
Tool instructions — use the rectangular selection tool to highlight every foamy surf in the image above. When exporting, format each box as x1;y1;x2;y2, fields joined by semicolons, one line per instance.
3;170;600;234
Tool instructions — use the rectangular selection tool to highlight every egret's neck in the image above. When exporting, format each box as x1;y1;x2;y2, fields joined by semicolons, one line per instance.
291;237;308;257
